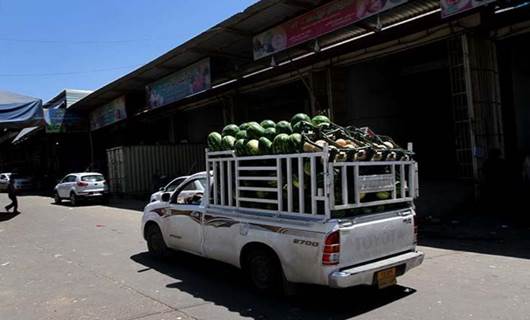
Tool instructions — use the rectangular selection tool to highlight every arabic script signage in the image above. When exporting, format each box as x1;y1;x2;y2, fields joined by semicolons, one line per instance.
90;96;127;131
253;0;408;60
441;0;496;18
146;58;211;109
44;108;84;133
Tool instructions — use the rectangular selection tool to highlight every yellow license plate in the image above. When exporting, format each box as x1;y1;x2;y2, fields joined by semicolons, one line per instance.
376;267;397;289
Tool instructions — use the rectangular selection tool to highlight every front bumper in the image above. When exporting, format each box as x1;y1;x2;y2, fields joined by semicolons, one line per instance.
329;251;424;288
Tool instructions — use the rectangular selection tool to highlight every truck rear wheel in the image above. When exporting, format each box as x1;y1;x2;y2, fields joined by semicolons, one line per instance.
245;249;281;292
146;224;169;259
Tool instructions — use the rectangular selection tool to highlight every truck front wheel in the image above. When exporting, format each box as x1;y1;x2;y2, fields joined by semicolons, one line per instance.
146;224;169;259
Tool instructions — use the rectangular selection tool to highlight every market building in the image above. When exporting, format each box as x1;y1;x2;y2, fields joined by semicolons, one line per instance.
0;89;92;190
22;0;529;212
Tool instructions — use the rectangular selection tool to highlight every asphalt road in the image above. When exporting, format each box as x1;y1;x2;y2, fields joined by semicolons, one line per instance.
0;195;528;320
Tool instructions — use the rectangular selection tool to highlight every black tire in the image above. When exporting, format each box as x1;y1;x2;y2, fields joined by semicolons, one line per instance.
54;192;62;204
146;224;169;259
245;249;282;292
70;192;78;206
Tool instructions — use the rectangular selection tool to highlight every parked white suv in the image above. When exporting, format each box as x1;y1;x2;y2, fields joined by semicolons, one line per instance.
54;172;109;206
0;173;12;191
0;173;34;192
150;176;189;202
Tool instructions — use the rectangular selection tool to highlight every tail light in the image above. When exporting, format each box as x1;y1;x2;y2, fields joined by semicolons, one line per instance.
322;230;340;265
77;181;88;187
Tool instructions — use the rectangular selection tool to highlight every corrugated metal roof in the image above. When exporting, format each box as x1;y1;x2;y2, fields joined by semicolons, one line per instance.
44;89;92;109
71;0;440;113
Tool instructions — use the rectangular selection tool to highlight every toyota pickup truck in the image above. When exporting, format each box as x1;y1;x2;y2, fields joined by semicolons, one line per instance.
141;145;423;292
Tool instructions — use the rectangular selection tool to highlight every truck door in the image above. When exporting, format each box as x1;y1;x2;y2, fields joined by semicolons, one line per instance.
166;178;206;255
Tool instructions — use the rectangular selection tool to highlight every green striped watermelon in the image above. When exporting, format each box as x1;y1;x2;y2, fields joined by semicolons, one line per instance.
276;121;292;135
264;127;276;141
260;120;276;129
247;123;265;140
290;113;311;127
272;134;290;154
235;130;248;140
221;136;236;151
222;124;239;137
258;137;273;155
207;132;222;151
246;140;260;156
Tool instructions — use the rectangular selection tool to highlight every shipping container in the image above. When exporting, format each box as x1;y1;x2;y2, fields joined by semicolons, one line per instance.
106;144;205;196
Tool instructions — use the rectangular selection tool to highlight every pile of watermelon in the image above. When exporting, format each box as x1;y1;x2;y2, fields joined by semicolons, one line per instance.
207;113;413;161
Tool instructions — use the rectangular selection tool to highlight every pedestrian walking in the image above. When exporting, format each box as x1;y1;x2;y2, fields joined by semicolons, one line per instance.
4;176;20;214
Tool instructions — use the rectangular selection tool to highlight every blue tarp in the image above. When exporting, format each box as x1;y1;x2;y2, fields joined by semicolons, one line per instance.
0;90;43;128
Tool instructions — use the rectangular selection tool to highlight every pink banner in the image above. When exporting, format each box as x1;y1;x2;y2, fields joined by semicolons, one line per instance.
441;0;496;18
253;0;408;60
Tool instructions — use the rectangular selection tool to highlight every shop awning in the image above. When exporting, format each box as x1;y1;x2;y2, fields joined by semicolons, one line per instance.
0;90;44;128
12;126;43;144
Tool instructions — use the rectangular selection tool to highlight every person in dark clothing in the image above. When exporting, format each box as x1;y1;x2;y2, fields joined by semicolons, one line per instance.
4;177;20;214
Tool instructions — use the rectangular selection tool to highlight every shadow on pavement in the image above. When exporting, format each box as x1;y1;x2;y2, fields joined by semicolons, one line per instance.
0;211;20;222
47;197;145;212
418;213;530;260
131;251;416;320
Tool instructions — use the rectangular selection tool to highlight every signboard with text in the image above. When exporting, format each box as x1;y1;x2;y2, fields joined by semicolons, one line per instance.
44;108;84;133
146;58;211;109
253;0;408;60
89;96;127;131
441;0;496;18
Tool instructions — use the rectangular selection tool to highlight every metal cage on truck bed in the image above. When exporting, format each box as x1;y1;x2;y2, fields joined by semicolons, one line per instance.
205;146;418;219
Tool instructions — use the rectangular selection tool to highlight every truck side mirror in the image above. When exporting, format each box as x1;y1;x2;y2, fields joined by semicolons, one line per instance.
161;193;171;202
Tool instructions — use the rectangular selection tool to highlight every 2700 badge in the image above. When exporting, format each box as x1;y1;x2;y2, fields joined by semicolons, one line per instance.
293;239;319;247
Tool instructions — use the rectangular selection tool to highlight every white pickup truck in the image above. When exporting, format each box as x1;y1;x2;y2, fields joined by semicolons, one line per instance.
142;146;423;292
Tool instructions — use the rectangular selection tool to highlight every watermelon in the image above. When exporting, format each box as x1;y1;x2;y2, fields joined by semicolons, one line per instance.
312;115;330;126
260;120;276;129
235;130;248;140
222;124;239;137
304;161;311;176
246;139;260;156
272;133;290;154
292;120;315;133
289;133;303;152
258;137;273;155
316;122;331;130
207;132;222;151
376;191;391;200
234;139;247;156
264;127;276;141
290;113;311;127
221;135;236;151
239;122;250;131
276;120;292;135
247;123;265;139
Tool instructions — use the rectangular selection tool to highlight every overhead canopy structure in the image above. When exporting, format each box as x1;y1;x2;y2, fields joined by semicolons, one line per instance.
0;90;43;128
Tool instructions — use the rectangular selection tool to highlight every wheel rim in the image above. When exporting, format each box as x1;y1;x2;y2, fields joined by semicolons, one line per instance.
70;194;76;205
250;256;274;289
